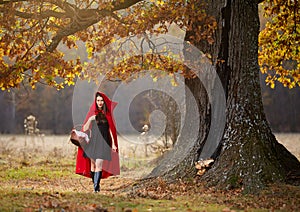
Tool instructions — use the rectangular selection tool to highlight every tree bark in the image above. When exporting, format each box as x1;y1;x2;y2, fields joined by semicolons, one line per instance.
149;0;300;193
203;0;300;193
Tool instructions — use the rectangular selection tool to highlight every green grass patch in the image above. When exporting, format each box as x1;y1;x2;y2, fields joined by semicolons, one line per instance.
0;188;234;212
1;150;300;212
0;157;75;181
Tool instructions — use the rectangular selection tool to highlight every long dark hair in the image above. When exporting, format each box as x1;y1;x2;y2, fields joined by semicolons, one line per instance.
95;92;107;123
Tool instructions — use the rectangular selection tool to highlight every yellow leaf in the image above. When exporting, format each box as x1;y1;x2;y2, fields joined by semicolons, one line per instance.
156;0;164;6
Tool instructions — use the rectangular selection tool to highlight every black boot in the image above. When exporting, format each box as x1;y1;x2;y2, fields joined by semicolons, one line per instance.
93;171;102;193
90;171;95;183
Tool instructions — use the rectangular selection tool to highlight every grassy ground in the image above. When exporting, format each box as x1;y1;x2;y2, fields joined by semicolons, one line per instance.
0;134;299;211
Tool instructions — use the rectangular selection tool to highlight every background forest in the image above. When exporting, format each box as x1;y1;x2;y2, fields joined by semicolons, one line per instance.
0;76;299;135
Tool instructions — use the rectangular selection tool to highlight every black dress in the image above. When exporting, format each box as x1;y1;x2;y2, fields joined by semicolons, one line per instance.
84;116;112;161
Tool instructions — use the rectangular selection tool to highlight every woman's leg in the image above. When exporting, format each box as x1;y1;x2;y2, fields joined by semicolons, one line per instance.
90;159;96;183
90;159;96;171
93;159;103;192
95;159;103;172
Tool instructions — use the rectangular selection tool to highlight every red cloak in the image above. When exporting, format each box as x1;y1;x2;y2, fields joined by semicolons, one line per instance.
75;92;120;179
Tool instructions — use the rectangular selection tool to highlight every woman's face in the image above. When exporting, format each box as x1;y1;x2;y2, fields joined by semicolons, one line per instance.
96;96;104;109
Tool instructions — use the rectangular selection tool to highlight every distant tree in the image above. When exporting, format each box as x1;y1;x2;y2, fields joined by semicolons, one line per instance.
12;85;73;134
0;92;15;133
261;79;300;132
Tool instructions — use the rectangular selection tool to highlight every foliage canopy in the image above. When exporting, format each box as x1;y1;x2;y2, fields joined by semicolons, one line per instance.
0;0;214;90
0;0;299;90
259;0;300;88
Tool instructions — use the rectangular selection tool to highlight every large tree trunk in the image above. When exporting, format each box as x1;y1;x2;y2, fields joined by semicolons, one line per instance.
149;0;300;193
202;0;300;193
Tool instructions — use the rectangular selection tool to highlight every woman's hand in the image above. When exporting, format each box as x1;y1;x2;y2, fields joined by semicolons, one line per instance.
112;143;117;152
109;129;117;152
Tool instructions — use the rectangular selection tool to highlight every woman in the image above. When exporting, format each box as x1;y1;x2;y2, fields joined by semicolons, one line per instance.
75;92;120;193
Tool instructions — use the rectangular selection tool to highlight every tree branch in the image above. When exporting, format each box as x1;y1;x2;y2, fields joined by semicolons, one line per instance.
47;0;76;16
46;0;144;52
13;9;66;19
1;0;145;57
112;0;144;11
0;0;26;4
46;10;102;52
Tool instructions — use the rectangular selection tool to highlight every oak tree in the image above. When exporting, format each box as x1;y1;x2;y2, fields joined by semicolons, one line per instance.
1;0;299;193
150;0;300;193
